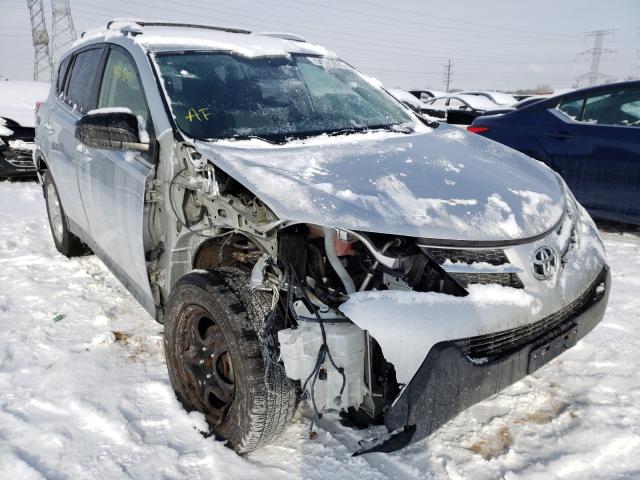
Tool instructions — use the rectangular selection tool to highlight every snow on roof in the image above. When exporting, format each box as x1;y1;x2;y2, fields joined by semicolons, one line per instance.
136;27;332;57
0;80;50;128
461;90;517;106
455;94;501;110
76;22;333;58
410;88;446;98
387;88;425;108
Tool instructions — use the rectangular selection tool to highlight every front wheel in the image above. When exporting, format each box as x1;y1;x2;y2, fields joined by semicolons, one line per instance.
164;268;298;453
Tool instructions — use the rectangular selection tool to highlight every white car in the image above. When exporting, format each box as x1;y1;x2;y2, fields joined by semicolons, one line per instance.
460;90;518;107
34;20;610;455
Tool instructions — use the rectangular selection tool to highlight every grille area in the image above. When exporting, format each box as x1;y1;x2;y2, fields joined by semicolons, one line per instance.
427;248;509;266
421;247;524;289
450;272;524;289
454;266;608;359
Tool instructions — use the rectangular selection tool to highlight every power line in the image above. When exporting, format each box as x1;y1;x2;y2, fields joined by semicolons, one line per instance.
350;0;581;39
51;0;77;67
26;0;52;81
575;29;617;86
443;59;453;92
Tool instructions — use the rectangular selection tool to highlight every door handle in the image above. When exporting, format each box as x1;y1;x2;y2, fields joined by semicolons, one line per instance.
548;131;573;140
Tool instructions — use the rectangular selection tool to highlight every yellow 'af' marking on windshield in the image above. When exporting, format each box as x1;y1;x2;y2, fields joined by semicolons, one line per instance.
186;107;210;122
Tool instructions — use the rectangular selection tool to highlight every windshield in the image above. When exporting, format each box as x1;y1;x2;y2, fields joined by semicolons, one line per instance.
154;52;413;142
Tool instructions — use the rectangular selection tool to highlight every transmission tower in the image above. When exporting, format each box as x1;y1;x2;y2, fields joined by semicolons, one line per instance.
575;30;617;87
51;0;77;66
27;0;53;81
443;59;453;92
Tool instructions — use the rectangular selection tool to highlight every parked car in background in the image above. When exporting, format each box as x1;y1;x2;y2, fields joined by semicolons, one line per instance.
423;94;500;124
0;80;50;179
387;88;440;121
460;90;518;107
468;80;640;224
479;96;546;116
387;88;429;113
407;88;446;101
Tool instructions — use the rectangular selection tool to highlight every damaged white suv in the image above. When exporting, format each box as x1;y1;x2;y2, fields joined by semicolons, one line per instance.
34;20;610;454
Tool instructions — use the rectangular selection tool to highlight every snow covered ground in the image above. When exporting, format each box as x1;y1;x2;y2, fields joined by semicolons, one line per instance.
0;180;638;479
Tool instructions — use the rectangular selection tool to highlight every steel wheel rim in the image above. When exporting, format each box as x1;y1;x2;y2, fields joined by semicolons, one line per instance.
180;305;235;424
46;182;64;243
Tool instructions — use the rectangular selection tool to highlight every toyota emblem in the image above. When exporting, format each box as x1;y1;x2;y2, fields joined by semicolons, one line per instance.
533;246;557;280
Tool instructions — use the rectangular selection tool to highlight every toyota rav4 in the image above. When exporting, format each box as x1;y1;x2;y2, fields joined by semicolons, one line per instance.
34;20;610;454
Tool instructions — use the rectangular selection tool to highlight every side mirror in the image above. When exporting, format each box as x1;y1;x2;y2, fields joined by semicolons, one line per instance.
76;111;149;152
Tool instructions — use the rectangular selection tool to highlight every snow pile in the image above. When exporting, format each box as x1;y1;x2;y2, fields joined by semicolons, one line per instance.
87;107;134;115
8;139;35;152
0;117;13;137
341;285;541;382
0;181;638;479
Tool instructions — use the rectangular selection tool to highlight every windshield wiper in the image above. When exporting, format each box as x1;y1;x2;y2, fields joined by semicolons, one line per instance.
325;123;415;137
227;134;279;144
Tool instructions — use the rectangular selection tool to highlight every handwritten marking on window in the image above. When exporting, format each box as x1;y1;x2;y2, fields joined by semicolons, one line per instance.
185;108;210;122
112;63;134;84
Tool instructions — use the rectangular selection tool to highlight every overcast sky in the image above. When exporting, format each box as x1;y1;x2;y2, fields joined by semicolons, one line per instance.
1;0;638;91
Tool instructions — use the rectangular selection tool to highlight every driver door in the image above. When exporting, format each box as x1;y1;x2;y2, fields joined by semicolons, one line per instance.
76;44;156;314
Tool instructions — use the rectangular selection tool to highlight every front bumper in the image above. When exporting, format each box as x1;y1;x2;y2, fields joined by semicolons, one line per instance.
0;149;36;177
357;264;610;455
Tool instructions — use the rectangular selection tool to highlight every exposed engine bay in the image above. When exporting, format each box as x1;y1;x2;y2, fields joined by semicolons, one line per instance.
145;140;608;454
162;150;475;428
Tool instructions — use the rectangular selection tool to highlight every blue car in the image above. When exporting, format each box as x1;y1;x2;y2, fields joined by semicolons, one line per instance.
468;81;640;225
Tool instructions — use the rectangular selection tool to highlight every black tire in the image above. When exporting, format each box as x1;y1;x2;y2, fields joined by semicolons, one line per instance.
42;171;86;257
164;268;298;453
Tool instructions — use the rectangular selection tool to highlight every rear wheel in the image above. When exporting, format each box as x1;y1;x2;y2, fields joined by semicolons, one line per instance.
42;171;86;257
164;268;298;453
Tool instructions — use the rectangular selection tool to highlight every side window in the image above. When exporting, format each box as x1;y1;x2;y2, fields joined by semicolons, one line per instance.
98;48;150;124
56;56;72;95
66;48;104;113
557;97;584;120
448;98;465;109
432;98;447;107
582;89;640;127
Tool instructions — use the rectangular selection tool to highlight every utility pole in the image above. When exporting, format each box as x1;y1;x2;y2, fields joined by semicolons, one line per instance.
51;0;77;67
27;0;53;81
575;30;616;87
443;59;453;92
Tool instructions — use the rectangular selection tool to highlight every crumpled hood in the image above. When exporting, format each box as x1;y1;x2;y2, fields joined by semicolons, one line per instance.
194;125;565;242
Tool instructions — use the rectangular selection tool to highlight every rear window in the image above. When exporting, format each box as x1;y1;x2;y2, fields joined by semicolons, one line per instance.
557;89;640;127
66;48;103;113
582;89;640;127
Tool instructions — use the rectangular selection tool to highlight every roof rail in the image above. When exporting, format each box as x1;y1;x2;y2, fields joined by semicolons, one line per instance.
105;19;252;35
258;32;306;42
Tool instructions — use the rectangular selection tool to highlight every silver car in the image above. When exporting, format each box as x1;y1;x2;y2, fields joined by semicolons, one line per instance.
34;20;610;454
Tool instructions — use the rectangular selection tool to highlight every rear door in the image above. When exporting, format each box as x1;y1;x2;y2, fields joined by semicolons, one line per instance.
49;46;105;233
447;97;475;125
535;87;640;222
76;44;156;313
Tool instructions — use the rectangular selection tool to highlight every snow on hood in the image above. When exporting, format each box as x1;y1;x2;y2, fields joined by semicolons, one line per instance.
195;125;565;242
0;81;50;128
